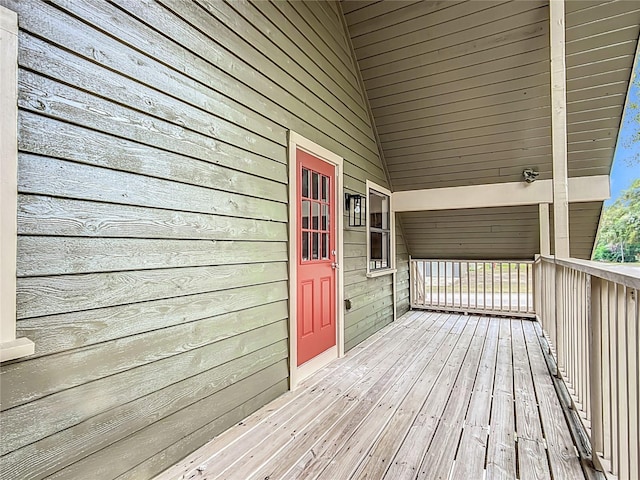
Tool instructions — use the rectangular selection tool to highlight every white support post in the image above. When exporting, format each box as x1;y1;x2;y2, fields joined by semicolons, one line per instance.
550;0;570;258
539;203;551;256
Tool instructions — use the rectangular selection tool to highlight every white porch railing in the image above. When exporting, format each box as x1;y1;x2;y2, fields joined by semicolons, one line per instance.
410;259;534;317
535;256;640;480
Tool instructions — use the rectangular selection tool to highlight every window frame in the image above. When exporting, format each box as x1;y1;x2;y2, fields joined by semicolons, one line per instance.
366;180;396;277
0;6;34;362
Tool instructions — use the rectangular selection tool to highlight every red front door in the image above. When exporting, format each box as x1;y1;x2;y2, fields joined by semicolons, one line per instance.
296;148;337;366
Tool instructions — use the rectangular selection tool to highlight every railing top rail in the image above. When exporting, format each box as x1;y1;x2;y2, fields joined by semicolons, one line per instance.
539;255;640;289
410;258;534;264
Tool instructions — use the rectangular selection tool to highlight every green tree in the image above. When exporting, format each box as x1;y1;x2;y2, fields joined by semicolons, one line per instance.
620;54;639;165
593;179;640;263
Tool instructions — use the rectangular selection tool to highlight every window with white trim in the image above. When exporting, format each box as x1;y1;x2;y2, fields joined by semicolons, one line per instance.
366;181;395;276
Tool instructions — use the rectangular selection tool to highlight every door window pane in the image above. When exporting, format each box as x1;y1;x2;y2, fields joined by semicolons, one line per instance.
312;202;320;230
302;231;309;261
322;204;329;231
322;233;328;259
321;176;328;201
312;232;319;260
302;168;309;198
312;172;319;200
302;200;310;229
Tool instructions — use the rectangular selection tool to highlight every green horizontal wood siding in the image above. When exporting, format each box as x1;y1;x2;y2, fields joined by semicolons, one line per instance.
0;0;404;479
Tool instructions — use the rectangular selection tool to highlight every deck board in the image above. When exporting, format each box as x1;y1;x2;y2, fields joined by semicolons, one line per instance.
155;312;593;480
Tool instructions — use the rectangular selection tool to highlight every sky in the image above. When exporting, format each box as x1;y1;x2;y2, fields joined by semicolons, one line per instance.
607;54;640;205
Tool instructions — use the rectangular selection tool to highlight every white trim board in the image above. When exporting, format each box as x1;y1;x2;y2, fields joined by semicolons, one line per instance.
392;175;609;212
287;131;344;390
0;5;34;362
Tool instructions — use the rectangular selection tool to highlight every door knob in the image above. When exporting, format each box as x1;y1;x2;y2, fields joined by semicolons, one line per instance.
331;262;339;269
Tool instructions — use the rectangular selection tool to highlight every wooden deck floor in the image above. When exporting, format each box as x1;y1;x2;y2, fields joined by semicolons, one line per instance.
158;311;595;480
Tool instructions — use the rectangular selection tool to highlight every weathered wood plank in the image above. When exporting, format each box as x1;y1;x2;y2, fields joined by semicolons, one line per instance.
523;321;584;479
19;112;287;201
195;313;434;479
155;312;431;480
238;0;366;121
17;195;287;241
46;361;290;480
381;317;480;479
415;318;490;479
19;154;287;222
449;319;500;479
156;0;385;182
279;0;360;92
300;0;352;62
511;320;551;478
112;0;375;157
486;320;517;480
345;295;394;330
249;314;461;480
345;305;396;343
1;333;287;459
17;261;287;319
349;315;467;479
229;0;369;132
17;69;286;178
17;27;287;152
345;309;395;352
17;236;287;277
119;379;288;480
346;279;393;311
309;317;463;479
17;281;287;359
2;304;288;411
345;277;393;306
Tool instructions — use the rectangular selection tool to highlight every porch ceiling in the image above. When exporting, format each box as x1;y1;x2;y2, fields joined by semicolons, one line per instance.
343;0;640;259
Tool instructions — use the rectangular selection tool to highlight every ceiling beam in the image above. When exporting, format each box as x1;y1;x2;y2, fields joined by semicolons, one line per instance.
392;175;610;212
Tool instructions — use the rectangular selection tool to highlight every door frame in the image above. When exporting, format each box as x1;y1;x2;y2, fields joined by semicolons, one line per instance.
288;131;344;390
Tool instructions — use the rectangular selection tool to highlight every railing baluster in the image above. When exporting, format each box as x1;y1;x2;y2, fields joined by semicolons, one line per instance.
494;262;497;311
602;280;612;462
556;265;565;375
429;261;433;307
589;276;604;465
617;284;629;479
508;263;512;312
436;261;440;308
627;287;638;480
474;262;478;310
610;282;618;474
500;261;504;312
526;263;530;313
466;262;470;309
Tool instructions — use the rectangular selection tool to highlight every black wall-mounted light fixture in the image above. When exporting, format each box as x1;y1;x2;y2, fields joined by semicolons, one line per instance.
345;192;364;227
